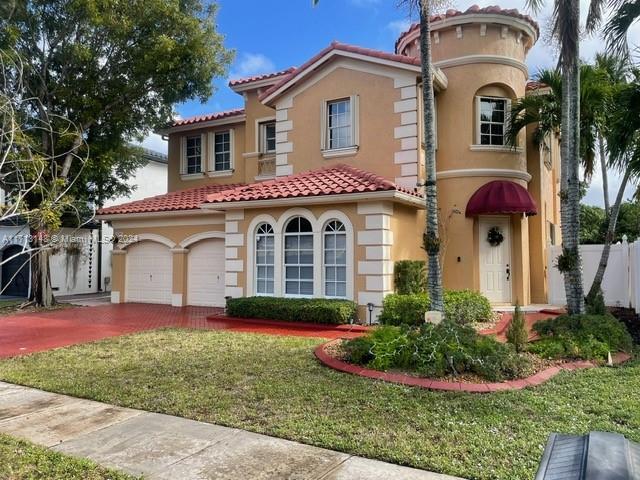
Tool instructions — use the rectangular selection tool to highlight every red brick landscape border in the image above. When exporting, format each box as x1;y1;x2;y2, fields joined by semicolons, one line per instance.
314;339;632;393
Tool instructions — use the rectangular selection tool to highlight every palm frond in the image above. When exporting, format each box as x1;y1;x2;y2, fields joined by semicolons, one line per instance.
606;70;640;174
604;0;640;55
586;0;607;32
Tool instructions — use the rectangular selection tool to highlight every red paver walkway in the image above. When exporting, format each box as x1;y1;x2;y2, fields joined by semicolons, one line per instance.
0;304;364;358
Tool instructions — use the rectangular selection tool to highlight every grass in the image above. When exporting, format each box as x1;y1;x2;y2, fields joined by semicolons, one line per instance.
0;433;136;479
0;329;638;480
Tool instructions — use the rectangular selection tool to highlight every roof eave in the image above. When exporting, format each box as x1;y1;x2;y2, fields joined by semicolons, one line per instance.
261;50;422;107
156;114;247;136
96;209;225;222
229;74;290;94
199;189;425;211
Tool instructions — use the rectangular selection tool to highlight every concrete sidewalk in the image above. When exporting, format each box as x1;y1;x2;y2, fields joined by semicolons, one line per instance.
0;381;463;480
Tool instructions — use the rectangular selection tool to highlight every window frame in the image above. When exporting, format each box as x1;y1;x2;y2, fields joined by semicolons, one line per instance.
283;217;314;298
321;95;359;156
207;129;234;175
180;134;205;177
323;220;347;299
260;121;276;155
255;223;275;296
475;95;511;147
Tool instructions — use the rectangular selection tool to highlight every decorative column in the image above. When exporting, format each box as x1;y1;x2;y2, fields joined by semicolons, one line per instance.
110;249;126;303
170;247;188;307
225;210;245;298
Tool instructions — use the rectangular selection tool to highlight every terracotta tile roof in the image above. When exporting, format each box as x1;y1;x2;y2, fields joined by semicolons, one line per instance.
259;41;421;102
228;67;296;87
205;164;423;204
171;108;245;128
526;80;548;91
395;5;540;52
97;183;244;215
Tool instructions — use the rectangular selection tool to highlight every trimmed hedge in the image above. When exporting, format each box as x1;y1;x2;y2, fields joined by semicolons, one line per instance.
226;297;357;325
378;290;493;326
529;313;633;360
394;260;426;294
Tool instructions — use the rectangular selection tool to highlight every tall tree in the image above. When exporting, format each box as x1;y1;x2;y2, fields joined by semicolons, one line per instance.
1;0;233;305
313;0;447;312
526;0;585;314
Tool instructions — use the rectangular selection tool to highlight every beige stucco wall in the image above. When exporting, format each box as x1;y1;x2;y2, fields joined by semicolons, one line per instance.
282;66;407;183
167;121;247;192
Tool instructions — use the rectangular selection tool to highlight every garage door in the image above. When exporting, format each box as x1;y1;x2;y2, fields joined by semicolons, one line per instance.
125;241;172;304
187;239;225;307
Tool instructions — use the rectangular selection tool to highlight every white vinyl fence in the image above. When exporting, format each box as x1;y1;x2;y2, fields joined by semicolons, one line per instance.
547;237;640;312
49;228;99;296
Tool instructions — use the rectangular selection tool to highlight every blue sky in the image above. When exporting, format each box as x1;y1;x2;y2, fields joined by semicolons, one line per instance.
139;0;640;207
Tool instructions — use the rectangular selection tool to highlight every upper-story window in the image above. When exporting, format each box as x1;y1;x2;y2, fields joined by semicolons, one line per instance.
214;131;231;171
260;122;276;154
185;135;202;174
321;96;359;156
328;99;352;149
477;97;509;146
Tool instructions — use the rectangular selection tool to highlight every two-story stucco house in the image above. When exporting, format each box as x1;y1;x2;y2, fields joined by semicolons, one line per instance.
97;6;560;321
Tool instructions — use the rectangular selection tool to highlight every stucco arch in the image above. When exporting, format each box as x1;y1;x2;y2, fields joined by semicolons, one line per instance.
475;82;517;100
275;208;318;233
120;233;176;250
179;231;225;249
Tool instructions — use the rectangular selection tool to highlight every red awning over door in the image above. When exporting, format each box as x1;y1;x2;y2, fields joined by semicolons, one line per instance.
465;180;537;217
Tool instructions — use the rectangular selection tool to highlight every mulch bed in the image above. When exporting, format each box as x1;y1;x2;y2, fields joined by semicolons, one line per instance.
317;338;632;393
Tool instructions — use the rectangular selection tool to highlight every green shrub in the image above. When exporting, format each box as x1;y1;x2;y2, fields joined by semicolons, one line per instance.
586;289;607;315
344;322;531;382
444;290;493;325
379;290;492;326
394;260;426;294
226;297;357;324
378;293;430;326
506;302;528;353
530;313;633;360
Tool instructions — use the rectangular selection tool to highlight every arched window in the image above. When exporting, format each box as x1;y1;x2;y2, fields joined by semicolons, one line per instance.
284;217;314;296
255;223;274;295
324;220;347;298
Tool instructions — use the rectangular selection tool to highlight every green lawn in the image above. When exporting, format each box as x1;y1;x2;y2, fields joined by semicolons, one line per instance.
0;433;136;479
0;329;638;480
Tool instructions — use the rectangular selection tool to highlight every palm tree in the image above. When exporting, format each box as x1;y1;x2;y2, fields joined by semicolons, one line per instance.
314;0;446;312
526;0;584;314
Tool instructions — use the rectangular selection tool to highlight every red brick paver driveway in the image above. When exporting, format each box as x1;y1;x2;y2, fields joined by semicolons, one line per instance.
0;304;364;358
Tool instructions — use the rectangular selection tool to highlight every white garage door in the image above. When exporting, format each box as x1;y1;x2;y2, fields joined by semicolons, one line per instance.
125;241;173;304
187;239;225;307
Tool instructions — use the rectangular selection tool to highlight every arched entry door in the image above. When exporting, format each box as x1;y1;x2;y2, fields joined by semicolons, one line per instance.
2;245;30;297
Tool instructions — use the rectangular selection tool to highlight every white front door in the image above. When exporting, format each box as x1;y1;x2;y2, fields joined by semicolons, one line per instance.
479;217;512;303
125;241;173;304
187;239;225;307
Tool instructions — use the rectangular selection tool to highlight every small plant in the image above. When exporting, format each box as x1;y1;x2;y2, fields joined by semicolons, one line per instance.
393;260;426;294
378;293;430;326
585;288;607;315
444;290;493;325
506;302;528;353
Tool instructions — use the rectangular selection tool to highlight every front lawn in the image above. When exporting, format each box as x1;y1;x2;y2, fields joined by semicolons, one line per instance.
0;433;136;479
0;329;638;480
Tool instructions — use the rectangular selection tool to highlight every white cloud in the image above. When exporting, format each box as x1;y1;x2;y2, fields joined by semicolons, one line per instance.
386;19;412;37
133;133;167;154
229;53;276;80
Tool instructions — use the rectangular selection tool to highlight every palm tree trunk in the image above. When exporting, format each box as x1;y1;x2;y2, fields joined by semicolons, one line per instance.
560;0;585;315
587;167;631;300
419;0;444;313
599;134;610;213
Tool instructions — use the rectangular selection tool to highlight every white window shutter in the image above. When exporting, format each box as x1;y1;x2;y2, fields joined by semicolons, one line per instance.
180;136;186;174
207;132;215;172
320;100;327;150
229;129;235;170
351;94;360;147
504;98;512;146
475;96;481;145
200;133;206;172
